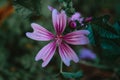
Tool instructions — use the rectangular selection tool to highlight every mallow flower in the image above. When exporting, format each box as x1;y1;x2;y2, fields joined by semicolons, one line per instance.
79;48;96;60
26;9;90;67
68;12;84;28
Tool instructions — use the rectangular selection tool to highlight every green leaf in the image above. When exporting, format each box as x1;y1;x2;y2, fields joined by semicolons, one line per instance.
86;24;95;45
14;4;32;18
13;0;41;18
102;15;110;23
100;38;120;61
61;71;83;78
113;22;120;35
92;24;120;39
86;16;120;69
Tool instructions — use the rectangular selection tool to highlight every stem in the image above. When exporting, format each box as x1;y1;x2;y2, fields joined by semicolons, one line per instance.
60;60;63;73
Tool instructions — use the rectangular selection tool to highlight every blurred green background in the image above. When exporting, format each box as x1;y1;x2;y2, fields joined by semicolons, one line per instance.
0;0;120;80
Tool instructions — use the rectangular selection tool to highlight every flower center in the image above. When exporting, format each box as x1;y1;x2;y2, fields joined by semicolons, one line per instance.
55;35;63;46
56;35;63;39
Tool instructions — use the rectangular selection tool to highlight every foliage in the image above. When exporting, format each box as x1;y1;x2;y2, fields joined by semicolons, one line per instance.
61;71;83;79
86;15;120;73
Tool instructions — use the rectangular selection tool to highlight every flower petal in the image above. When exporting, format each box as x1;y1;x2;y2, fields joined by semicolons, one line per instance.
52;9;67;34
63;30;90;45
26;23;54;41
35;41;56;67
58;43;79;66
48;5;54;11
79;48;96;60
71;12;81;21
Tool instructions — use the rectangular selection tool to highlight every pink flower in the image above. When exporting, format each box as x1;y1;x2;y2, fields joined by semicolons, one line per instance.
68;12;84;28
79;48;96;60
70;12;81;21
26;9;90;67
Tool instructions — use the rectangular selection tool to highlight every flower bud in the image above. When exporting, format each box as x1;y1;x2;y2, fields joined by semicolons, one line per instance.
85;17;92;22
69;21;77;28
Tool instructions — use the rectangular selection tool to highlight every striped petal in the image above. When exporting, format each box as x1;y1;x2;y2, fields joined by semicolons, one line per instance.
52;9;67;35
35;41;56;67
58;43;79;66
26;23;54;41
63;30;90;45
